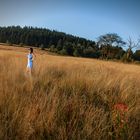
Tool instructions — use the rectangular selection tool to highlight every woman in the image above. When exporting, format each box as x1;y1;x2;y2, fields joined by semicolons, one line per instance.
27;48;35;75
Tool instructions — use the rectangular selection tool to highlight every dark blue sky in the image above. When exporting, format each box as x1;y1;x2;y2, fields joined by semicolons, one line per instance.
0;0;140;41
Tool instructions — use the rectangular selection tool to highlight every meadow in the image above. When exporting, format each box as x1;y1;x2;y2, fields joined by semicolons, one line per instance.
0;45;140;140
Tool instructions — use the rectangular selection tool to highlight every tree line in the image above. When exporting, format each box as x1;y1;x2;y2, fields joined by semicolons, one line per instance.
0;26;140;62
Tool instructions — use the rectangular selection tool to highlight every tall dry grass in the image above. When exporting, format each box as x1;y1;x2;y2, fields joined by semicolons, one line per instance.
0;48;140;140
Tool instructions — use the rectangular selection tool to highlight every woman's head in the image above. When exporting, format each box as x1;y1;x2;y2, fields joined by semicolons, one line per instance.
29;48;33;54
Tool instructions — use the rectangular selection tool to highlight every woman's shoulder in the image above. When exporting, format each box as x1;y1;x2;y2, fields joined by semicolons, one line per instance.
28;53;33;56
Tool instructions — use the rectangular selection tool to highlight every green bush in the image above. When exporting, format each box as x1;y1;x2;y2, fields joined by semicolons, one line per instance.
59;49;68;55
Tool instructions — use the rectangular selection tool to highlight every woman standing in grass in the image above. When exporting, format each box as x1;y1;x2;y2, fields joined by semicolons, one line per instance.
27;48;35;75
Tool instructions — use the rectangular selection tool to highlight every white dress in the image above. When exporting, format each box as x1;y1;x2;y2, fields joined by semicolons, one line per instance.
27;54;33;68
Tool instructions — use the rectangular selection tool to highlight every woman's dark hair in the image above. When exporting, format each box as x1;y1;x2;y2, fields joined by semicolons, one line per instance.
30;48;33;53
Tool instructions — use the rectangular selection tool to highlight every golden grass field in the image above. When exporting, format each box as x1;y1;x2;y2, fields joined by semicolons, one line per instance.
0;44;140;140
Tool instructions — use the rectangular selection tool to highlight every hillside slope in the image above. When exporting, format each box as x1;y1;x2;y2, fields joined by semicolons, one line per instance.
0;45;140;140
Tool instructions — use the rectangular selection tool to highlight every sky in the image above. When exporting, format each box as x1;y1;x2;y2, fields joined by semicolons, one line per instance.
0;0;140;42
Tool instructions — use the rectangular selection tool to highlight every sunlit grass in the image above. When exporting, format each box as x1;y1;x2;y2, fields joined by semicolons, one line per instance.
0;45;140;140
